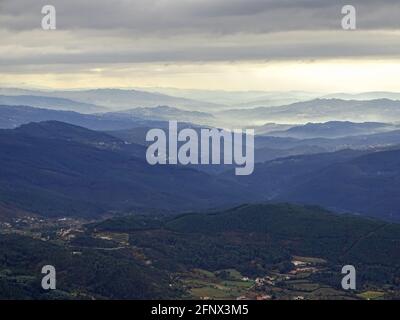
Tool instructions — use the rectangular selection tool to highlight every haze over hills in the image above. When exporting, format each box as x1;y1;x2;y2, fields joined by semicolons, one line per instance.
255;129;400;152
322;92;400;101
0;95;107;114
140;88;320;108
0;104;171;130
0;88;224;112
105;105;215;125
218;99;400;126
1;118;400;221
3;103;400;167
1;92;400;222
253;123;295;135
3;87;400;130
265;121;398;139
1;94;400;299
2;0;400;301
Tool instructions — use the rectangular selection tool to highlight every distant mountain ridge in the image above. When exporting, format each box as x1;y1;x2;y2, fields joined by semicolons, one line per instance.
0;104;169;130
255;128;400;152
105;105;215;124
0;95;107;114
266;121;396;139
2;120;400;221
322;91;400;101
218;98;400;125
0;88;223;112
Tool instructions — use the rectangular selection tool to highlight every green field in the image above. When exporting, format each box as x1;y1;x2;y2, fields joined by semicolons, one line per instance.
357;291;385;300
181;269;255;299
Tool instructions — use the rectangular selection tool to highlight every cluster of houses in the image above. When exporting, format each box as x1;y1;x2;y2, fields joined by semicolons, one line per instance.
236;257;325;300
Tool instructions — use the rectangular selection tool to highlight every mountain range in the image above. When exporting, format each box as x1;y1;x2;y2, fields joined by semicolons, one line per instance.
3;88;400;130
224;148;400;221
0;88;223;112
0;119;399;221
218;99;400;125
265;121;397;139
0;121;254;217
0;95;107;114
104;105;215;124
1;90;400;300
0;104;170;130
1;93;400;221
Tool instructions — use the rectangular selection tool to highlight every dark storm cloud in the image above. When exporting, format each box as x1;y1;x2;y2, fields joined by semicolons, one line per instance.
0;0;399;66
1;30;400;66
1;0;399;32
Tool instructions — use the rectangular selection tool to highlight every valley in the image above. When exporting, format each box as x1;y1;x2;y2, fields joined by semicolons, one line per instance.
0;115;399;220
2;0;400;304
1;90;400;300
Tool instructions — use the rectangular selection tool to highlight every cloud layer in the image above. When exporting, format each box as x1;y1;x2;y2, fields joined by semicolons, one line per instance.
0;0;399;90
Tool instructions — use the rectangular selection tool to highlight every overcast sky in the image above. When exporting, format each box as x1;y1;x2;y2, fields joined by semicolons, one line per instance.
0;0;399;91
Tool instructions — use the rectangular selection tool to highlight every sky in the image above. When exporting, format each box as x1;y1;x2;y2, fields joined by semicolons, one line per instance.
0;0;399;92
